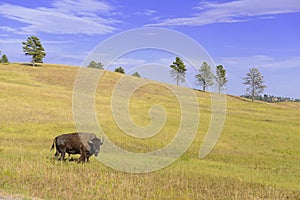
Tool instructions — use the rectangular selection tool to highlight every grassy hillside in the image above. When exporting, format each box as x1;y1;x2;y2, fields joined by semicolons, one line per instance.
0;63;299;199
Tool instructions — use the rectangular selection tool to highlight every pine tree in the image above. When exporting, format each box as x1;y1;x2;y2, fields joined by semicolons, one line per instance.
170;57;187;86
132;72;141;78
215;65;227;93
242;67;266;102
22;36;46;67
114;67;125;74
1;54;9;63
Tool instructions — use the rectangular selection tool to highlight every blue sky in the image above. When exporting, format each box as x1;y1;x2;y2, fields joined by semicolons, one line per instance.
0;0;300;98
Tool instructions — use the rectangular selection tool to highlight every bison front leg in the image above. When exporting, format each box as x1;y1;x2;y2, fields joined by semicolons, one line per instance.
86;153;93;163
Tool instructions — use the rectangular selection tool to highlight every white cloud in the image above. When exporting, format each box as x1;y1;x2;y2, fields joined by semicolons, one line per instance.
144;9;157;16
0;0;118;35
53;0;114;15
146;0;300;26
158;57;174;66
134;9;157;16
220;55;300;69
0;26;17;32
109;58;146;66
0;38;23;44
0;38;73;45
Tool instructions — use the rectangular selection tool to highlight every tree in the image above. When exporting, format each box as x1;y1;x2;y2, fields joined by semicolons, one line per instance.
170;57;187;86
114;67;125;74
0;54;9;63
132;72;141;78
22;36;46;66
242;67;266;102
215;65;228;93
87;60;104;69
195;62;214;91
0;51;9;63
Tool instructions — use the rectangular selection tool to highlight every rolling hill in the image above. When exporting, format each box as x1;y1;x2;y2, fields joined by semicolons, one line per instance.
0;63;299;199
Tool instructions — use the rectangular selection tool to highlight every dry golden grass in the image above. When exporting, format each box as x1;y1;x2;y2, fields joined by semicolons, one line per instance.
0;63;299;199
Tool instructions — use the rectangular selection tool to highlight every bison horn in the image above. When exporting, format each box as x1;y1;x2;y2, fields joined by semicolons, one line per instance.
88;140;93;144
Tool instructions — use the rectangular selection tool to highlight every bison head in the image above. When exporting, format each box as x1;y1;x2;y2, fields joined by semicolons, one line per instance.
88;138;104;156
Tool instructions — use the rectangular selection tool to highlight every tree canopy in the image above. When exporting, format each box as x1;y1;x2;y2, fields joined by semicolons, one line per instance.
114;67;125;74
0;54;9;63
87;61;104;69
0;51;9;63
132;72;141;78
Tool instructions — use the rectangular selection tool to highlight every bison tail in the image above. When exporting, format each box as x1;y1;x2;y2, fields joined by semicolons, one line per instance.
51;137;56;151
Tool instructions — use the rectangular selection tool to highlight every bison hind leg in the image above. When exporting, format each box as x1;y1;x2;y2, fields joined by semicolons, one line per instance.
78;145;87;163
59;149;67;161
54;151;60;157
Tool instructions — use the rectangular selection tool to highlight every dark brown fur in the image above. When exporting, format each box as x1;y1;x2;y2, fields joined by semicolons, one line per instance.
51;132;103;162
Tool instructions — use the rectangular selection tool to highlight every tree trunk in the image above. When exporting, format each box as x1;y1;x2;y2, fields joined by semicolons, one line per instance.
32;57;35;67
252;81;255;102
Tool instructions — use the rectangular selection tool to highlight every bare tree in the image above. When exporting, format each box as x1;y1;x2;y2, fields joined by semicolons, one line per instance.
242;67;266;102
195;62;214;91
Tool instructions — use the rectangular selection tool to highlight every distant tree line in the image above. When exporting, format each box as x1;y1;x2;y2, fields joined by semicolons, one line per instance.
241;94;300;103
86;60;142;78
169;57;272;102
84;58;294;104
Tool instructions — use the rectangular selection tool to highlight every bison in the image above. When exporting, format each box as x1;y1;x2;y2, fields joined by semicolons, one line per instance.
51;132;104;163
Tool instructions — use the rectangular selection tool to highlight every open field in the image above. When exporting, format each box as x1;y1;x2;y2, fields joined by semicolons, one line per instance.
0;63;300;199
